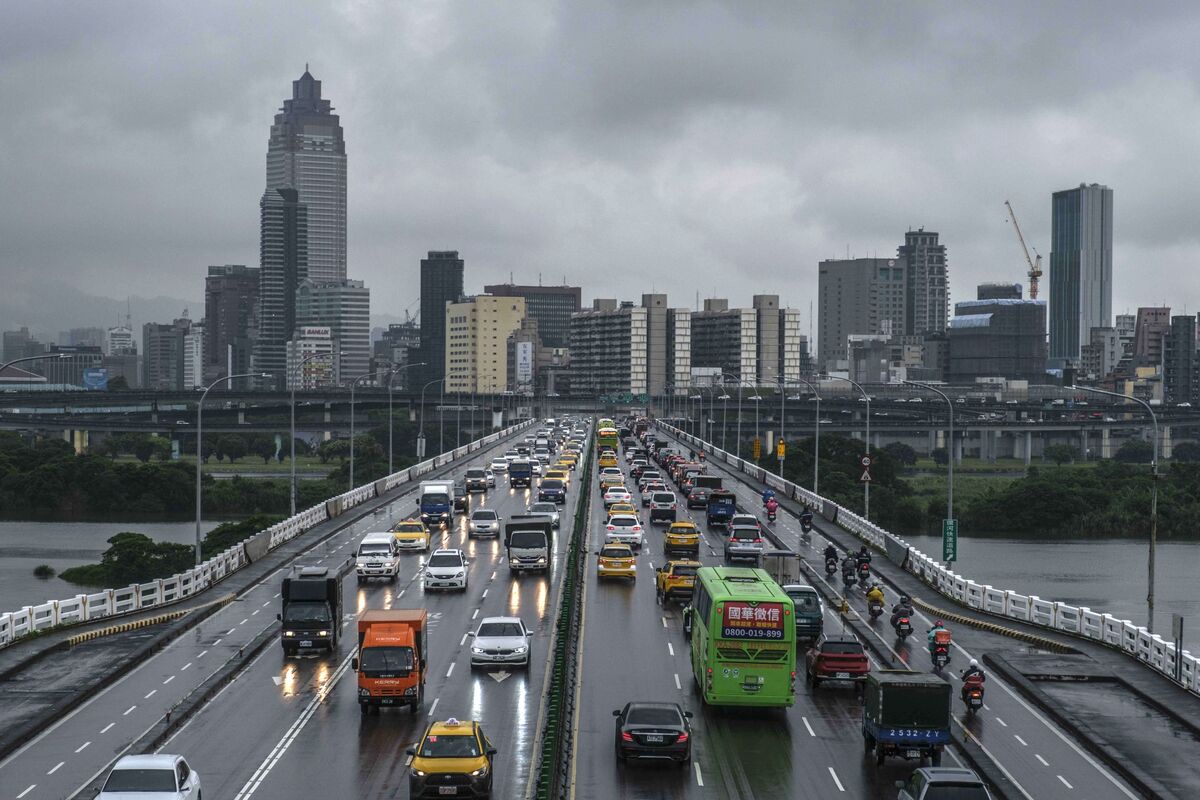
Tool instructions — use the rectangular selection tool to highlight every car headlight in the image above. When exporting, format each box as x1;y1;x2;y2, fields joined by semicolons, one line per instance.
359;687;370;697
411;768;426;777
284;630;295;637
514;646;528;654
472;647;486;654
536;557;547;564
318;630;329;637
470;766;489;777
454;571;465;578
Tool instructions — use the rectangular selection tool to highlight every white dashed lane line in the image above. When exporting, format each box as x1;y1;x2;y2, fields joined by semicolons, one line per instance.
803;717;816;737
667;642;674;656
1058;776;1074;789
144;690;157;699
674;673;681;690
828;766;845;792
17;785;34;798
47;762;64;775
427;698;440;717
100;722;115;733
163;675;175;685
1035;755;1049;766
694;763;704;786
1014;734;1027;746
75;740;91;752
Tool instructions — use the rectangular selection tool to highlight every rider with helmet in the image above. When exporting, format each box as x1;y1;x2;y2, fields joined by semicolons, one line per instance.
865;581;885;607
961;659;986;701
890;594;914;628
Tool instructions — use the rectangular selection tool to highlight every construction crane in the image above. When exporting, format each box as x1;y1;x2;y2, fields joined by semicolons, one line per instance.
1004;200;1043;299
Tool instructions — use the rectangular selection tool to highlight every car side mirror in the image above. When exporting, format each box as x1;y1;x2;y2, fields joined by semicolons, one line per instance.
487;747;498;756
612;709;621;717
684;711;693;718
276;613;282;621
406;747;416;756
351;658;359;671
466;631;475;637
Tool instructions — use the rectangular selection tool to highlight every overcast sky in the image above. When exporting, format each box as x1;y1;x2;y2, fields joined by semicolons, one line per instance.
4;1;1200;336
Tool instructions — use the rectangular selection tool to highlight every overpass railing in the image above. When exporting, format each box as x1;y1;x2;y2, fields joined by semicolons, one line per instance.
0;420;535;649
657;422;1200;696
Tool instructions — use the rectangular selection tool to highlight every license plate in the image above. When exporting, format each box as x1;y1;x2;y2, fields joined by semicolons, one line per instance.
906;749;920;758
380;698;394;705
438;788;458;796
836;672;851;679
644;734;663;743
300;640;312;647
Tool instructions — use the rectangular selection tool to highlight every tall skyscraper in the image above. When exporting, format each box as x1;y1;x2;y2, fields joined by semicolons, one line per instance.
1049;183;1113;367
418;251;464;387
142;317;192;390
254;188;308;388
897;228;949;336
266;69;347;284
204;265;259;382
1132;306;1171;368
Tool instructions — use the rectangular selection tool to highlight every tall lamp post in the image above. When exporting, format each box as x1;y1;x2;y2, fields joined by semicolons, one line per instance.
903;379;954;564
1073;384;1159;631
791;377;821;495
196;372;267;565
418;378;445;460
690;393;703;437
387;362;425;476
821;374;871;520
347;370;384;490
290;350;341;516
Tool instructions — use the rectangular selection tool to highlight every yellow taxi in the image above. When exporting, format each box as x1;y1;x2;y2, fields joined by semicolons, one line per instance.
406;718;495;799
392;519;431;552
544;468;570;486
598;452;618;469
596;543;636;580
607;502;639;520
663;521;701;558
557;453;578;470
598;473;625;494
655;559;701;603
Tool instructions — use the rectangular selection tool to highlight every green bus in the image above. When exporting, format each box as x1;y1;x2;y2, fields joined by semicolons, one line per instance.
596;419;619;452
687;566;796;708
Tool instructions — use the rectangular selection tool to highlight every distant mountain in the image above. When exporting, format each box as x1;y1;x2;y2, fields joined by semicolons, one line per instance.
0;276;201;342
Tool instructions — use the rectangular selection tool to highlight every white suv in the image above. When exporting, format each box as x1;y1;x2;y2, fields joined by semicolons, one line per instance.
424;549;469;591
355;532;400;583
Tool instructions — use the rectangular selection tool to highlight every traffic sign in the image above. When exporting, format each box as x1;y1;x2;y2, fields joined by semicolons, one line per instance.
752;438;762;460
776;439;786;459
860;455;872;467
859;469;872;483
942;519;958;562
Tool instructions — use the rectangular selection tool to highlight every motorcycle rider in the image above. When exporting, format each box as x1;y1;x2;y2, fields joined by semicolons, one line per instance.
800;507;815;529
855;545;872;568
840;554;857;582
866;582;885;608
927;620;951;658
761;488;776;506
765;497;779;519
890;595;914;629
961;659;986;702
823;544;838;564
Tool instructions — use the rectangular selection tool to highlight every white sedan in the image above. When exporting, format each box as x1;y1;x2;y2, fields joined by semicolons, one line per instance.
468;616;532;668
99;754;199;799
603;487;633;508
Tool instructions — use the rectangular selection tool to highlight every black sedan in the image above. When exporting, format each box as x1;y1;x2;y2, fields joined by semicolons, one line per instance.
613;702;693;764
686;487;710;508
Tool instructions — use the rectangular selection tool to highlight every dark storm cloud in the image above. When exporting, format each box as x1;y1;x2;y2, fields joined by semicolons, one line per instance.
3;1;1200;335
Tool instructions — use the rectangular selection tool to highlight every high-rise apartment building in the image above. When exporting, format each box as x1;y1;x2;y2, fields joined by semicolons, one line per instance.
568;301;648;397
142;317;192;390
294;279;370;383
59;328;106;348
183;323;205;389
266;69;346;284
204;265;259;382
254;188;308;388
691;300;756;383
753;295;780;385
444;295;526;393
897;228;949;336
1080;327;1120;381
1164;315;1198;405
286;326;338;389
1049;183;1113;367
482;283;581;348
817;258;906;370
2;327;45;363
418;251;464;387
1133;307;1171;368
105;325;136;356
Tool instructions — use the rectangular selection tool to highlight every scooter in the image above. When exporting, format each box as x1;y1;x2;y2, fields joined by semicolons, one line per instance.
962;683;985;715
800;517;814;534
931;643;951;673
824;557;838;577
766;507;777;523
868;600;884;619
857;562;871;586
841;570;857;590
893;616;913;640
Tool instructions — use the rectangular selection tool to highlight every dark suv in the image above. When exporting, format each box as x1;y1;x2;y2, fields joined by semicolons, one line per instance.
723;525;764;564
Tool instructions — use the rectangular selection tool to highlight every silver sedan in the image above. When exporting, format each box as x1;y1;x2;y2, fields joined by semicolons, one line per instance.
468;616;531;668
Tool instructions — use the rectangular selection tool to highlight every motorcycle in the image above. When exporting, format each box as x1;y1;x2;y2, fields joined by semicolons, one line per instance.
800;516;814;534
893;616;913;640
766;507;777;523
931;643;951;673
824;557;838;576
857;562;871;585
868;600;884;619
962;683;985;714
841;570;857;590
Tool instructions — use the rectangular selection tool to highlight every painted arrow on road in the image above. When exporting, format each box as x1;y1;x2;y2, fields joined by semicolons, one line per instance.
489;671;511;683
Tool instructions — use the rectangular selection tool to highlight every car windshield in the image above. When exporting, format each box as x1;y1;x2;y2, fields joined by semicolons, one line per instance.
601;547;630;559
360;646;414;673
530;503;555;513
788;591;820;612
821;640;863;655
466;469;485;477
510;532;545;548
396;523;424;533
542;480;563;489
424;493;450;505
420;733;481;758
472;510;497;520
283;601;330;624
358;544;391;556
477;622;524;637
103;768;177;792
625;706;682;726
924;786;991;800
428;554;463;568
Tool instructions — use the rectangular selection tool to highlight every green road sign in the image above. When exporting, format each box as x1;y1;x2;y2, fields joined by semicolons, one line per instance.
942;519;958;562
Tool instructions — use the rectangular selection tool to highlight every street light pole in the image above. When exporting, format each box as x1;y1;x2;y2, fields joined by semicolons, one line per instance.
0;352;68;375
822;374;871;520
1072;385;1159;631
418;378;444;460
792;377;821;495
387;362;425;476
347;371;379;490
197;372;266;565
291;350;340;516
903;380;954;564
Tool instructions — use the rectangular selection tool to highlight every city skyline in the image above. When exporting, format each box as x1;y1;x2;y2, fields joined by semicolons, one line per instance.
4;4;1200;336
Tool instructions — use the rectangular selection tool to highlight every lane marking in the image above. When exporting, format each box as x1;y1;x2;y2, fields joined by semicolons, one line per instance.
803;716;816;737
123;705;136;715
17;785;34;799
460;634;468;646
481;589;488;598
239;618;249;625
662;617;668;628
226;628;236;635
667;642;674;656
198;650;208;658
76;740;92;752
446;663;456;678
1035;754;1049;767
163;675;175;685
1014;734;1027;746
47;762;64;775
995;717;1008;727
694;762;704;787
828;766;845;792
427;697;440;717
144;690;157;699
1058;775;1074;789
490;571;496;580
213;639;222;646
252;609;260;616
674;673;681;690
472;609;479;620
262;601;271;607
100;723;115;733
399;589;406;597
181;662;192;672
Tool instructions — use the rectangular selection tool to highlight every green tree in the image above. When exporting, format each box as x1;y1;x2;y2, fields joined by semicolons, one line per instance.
1171;441;1200;463
248;434;277;464
931;447;949;466
1114;439;1153;464
217;435;247;463
60;532;194;586
131;435;169;463
1044;443;1077;466
318;439;350;463
883;442;917;466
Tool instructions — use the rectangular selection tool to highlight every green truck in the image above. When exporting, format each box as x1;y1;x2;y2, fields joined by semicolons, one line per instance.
862;670;952;767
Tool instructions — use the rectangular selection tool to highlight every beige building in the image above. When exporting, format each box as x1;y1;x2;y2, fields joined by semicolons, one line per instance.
445;295;526;392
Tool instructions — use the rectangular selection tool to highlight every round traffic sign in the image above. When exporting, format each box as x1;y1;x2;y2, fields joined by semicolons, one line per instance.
860;455;872;467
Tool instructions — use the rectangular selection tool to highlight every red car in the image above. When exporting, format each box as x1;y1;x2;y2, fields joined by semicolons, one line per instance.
804;634;869;691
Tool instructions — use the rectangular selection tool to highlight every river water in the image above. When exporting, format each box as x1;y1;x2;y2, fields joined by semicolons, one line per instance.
901;533;1200;653
0;521;220;613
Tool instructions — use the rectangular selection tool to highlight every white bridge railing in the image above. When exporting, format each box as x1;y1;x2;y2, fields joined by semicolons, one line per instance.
0;420;536;649
658;423;1199;696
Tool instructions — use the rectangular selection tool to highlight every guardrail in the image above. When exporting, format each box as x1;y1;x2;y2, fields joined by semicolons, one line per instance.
656;422;1200;697
0;420;536;649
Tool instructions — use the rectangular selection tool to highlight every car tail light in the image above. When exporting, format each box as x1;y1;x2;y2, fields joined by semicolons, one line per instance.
621;731;634;742
676;733;689;743
753;538;762;543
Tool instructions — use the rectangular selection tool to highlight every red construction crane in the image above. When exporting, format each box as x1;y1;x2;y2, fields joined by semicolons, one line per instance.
1005;200;1043;300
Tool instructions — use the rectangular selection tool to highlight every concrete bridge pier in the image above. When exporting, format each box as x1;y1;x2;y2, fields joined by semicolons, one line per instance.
953;431;963;465
323;402;333;442
237;403;246;425
929;430;938;455
1162;425;1173;459
1080;428;1088;461
1101;426;1112;459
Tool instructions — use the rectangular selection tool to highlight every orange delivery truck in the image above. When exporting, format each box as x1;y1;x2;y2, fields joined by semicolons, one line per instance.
353;609;428;714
